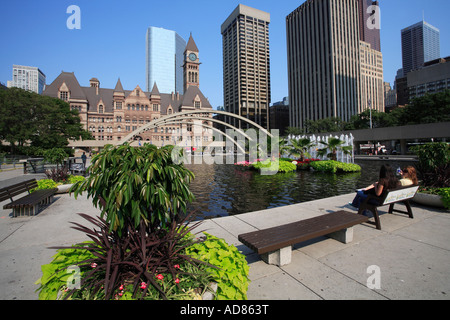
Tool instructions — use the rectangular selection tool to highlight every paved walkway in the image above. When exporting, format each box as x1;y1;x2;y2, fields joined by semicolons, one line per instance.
0;169;449;300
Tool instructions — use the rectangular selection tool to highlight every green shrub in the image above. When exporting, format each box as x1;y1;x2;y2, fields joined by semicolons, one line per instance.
309;160;361;173
35;243;96;300
437;188;450;209
251;160;296;173
68;175;85;184
31;179;58;192
186;233;250;300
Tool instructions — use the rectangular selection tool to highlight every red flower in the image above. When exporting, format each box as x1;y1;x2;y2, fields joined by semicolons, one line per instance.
140;282;147;290
156;274;164;280
175;278;180;284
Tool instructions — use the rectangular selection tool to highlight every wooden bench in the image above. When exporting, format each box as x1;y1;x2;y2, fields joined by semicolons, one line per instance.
238;211;368;266
358;185;419;230
0;179;57;217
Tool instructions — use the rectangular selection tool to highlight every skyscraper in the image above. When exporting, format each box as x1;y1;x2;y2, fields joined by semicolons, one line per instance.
8;65;46;94
286;0;361;130
401;21;440;75
146;27;186;94
358;0;381;52
221;4;271;129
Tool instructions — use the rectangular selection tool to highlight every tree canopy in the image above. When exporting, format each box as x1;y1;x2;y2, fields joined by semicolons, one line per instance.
0;87;92;154
285;90;450;135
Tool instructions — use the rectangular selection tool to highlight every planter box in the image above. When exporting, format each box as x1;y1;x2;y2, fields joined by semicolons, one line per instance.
413;192;444;208
56;184;74;194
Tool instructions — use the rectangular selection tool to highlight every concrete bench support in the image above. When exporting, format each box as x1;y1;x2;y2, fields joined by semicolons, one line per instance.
260;227;354;266
261;246;292;266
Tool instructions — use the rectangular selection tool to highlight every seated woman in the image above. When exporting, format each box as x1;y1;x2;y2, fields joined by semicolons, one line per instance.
350;164;399;209
399;166;418;186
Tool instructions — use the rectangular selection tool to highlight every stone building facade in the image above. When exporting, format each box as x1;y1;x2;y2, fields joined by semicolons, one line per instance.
43;35;213;147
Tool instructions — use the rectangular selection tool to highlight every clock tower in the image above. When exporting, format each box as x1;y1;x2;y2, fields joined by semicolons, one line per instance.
183;33;201;92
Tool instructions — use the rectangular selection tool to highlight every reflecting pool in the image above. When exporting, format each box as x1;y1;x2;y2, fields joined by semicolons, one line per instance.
185;159;416;219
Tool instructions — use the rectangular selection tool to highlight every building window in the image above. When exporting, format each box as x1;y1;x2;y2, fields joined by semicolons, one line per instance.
116;102;122;110
153;104;159;112
60;91;68;101
195;101;201;109
99;105;104;114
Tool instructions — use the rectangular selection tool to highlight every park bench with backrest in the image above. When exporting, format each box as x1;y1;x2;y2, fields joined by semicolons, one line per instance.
238;210;368;266
0;179;57;217
358;185;419;230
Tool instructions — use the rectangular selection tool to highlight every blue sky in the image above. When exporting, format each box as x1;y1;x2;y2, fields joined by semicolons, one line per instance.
1;0;449;109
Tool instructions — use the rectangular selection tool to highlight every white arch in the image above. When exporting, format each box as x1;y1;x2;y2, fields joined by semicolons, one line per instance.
148;120;247;154
119;110;272;145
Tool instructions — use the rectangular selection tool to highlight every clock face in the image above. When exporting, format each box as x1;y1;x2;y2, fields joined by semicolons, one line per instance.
189;53;197;61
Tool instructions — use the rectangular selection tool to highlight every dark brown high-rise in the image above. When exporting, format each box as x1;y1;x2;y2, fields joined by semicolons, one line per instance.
358;0;381;51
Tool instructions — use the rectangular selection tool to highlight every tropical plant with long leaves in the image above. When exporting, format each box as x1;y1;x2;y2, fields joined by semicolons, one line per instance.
289;138;315;161
317;137;353;161
70;143;195;235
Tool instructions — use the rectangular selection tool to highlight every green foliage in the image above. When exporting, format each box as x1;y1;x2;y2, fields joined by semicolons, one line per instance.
309;160;361;173
397;90;450;125
437;188;450;209
186;233;250;300
305;117;346;133
317;137;353;161
346;109;397;130
43;148;68;165
295;90;450;134
289;138;315;160
0;87;92;154
35;243;96;300
411;142;450;188
411;142;450;172
251;159;297;173
68;175;85;184
31;179;58;192
70;143;195;235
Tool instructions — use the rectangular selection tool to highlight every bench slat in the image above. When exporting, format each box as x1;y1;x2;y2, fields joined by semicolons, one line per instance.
239;211;368;255
0;179;38;202
3;189;57;208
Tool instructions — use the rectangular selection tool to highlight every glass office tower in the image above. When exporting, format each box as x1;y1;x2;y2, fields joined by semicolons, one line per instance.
146;27;186;94
401;21;440;75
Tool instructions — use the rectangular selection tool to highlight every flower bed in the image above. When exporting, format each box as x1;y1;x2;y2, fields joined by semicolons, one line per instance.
36;233;249;300
294;158;321;170
36;144;251;300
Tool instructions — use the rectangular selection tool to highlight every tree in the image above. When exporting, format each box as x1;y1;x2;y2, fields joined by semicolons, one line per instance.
317;137;352;161
285;126;305;136
346;109;397;130
0;87;92;154
289;138;315;161
396;90;450;125
305;117;346;134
